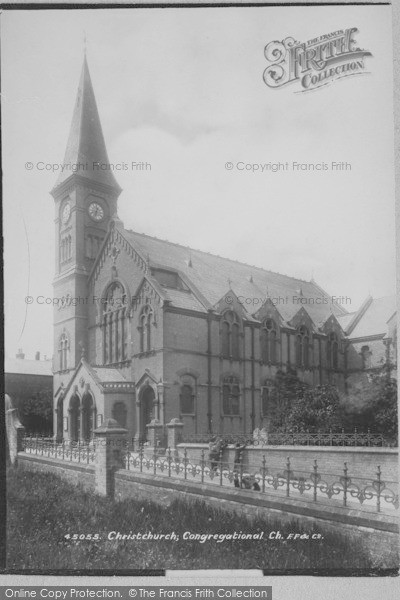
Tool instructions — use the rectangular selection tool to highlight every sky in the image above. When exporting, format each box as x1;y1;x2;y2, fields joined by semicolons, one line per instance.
2;5;396;360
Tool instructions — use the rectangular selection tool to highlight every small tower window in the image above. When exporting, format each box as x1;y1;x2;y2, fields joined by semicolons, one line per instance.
59;332;69;371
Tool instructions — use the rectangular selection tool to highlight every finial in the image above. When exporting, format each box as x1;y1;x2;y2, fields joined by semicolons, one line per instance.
83;31;87;56
227;277;232;287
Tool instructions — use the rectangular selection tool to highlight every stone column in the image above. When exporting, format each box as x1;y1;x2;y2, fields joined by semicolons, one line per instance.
157;383;165;424
146;418;164;454
166;418;184;457
94;418;128;498
134;398;141;445
5;395;25;466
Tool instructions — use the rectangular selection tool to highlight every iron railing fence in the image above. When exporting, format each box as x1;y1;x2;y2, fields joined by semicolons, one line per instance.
181;429;397;447
22;436;96;464
20;436;398;514
124;446;399;514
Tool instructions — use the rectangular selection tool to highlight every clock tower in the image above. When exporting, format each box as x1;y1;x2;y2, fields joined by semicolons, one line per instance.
51;54;122;383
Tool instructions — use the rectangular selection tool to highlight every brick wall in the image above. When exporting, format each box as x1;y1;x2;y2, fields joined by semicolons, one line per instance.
18;454;95;491
178;444;398;481
114;469;398;560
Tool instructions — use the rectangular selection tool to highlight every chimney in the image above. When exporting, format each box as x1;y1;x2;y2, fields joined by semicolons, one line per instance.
16;348;25;359
35;351;40;361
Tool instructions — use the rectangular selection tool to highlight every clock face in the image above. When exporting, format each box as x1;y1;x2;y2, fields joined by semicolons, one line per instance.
62;203;71;224
88;202;104;222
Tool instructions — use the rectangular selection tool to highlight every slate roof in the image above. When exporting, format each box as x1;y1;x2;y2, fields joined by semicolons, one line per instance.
5;358;53;377
90;366;127;383
52;56;120;192
123;229;348;327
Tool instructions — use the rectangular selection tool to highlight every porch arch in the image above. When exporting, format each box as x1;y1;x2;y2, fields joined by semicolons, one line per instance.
56;395;64;442
69;394;80;443
81;392;95;441
139;385;156;442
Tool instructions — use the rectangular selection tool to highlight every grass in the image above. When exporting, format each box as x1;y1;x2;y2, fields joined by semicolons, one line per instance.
6;467;398;572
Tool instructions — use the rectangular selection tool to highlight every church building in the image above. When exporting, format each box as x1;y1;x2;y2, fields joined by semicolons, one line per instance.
52;56;397;443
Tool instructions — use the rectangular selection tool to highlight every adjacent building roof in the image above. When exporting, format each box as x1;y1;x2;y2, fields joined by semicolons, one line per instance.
5;358;53;377
340;296;397;339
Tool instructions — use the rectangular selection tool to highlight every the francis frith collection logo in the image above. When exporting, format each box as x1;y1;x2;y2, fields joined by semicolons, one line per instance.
263;27;372;92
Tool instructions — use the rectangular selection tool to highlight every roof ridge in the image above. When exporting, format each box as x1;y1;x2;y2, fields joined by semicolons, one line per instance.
125;229;314;285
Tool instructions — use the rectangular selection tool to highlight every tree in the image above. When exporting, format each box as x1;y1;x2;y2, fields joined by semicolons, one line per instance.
21;389;53;435
268;370;348;433
342;371;398;441
286;385;343;433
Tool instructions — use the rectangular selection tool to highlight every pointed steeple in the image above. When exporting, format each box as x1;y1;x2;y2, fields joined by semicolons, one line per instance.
53;55;121;192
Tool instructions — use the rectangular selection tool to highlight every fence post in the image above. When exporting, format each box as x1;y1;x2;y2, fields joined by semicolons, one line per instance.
343;462;349;507
376;465;382;513
286;457;291;498
146;419;164;454
261;455;266;493
184;447;188;480
201;448;205;483
153;444;158;475
219;449;223;486
167;447;172;478
139;444;144;472
93;418;128;498
313;460;318;503
166;418;184;459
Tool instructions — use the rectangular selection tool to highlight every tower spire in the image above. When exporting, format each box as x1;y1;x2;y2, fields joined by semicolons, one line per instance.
52;55;121;193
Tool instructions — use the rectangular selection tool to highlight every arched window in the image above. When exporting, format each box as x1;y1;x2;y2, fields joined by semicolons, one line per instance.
180;384;195;415
260;318;278;364
102;282;128;364
59;332;69;371
221;311;241;360
361;345;372;369
327;332;339;370
222;376;240;416
296;325;310;368
139;304;153;353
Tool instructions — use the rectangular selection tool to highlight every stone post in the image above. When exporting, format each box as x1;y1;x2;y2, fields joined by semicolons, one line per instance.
94;418;128;498
166;418;184;458
5;394;25;466
146;418;164;455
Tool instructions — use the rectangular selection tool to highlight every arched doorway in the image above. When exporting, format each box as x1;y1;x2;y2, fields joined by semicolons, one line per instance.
56;396;64;442
81;393;94;441
69;395;80;442
140;387;155;441
112;402;127;428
